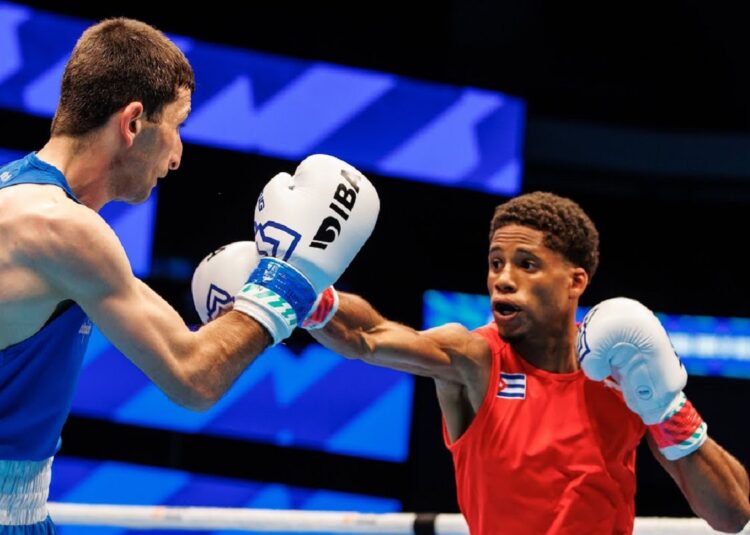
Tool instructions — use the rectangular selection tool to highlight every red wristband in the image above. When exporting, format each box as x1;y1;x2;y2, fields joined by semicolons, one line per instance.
302;287;339;329
647;392;707;460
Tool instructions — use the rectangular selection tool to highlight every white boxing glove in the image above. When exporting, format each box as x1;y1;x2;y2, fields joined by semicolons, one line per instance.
577;298;707;460
253;154;380;294
192;242;340;332
191;242;259;323
233;154;377;344
577;297;687;420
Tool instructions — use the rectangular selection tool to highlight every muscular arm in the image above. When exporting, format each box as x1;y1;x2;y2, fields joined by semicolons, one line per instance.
37;203;270;410
648;435;750;533
93;278;270;410
310;292;490;385
311;292;491;439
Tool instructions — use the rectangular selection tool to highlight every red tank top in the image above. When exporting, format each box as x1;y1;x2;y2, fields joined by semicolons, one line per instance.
444;323;646;535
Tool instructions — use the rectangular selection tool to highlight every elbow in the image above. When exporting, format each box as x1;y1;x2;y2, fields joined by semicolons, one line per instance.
170;372;222;412
171;388;218;412
180;391;218;412
704;508;750;534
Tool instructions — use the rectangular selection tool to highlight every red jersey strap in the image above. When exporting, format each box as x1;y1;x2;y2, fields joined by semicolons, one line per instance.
442;324;501;450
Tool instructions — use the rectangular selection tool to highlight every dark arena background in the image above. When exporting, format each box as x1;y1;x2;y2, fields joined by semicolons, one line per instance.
2;1;750;531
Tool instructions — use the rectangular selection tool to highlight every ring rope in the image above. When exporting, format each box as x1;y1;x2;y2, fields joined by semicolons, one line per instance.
46;503;749;534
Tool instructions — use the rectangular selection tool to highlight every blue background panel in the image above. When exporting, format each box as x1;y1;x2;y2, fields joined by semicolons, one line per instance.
74;331;414;462
0;1;525;195
0;147;23;163
50;456;400;535
423;289;750;379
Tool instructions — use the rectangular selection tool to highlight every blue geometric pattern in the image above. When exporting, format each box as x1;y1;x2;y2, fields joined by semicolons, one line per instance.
0;147;155;276
0;2;525;195
423;290;493;331
423;289;750;379
50;456;400;535
73;332;414;461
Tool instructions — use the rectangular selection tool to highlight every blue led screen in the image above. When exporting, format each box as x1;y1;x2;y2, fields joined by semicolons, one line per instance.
74;329;414;462
424;290;750;379
0;1;525;195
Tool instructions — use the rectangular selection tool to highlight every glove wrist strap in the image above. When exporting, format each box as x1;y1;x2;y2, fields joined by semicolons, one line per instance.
233;258;317;345
246;258;317;320
648;392;707;461
302;287;339;330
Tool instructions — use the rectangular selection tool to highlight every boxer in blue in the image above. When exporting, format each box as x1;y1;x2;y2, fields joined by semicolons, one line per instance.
0;17;379;532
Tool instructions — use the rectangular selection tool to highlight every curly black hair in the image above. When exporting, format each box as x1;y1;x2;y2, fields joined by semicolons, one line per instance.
489;191;600;279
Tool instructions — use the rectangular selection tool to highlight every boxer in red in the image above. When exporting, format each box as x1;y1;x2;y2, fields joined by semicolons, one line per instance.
308;192;750;534
197;191;750;533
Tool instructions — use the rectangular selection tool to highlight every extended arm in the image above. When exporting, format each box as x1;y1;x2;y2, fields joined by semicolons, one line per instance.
310;292;489;384
310;291;492;439
39;204;271;410
39;153;380;410
92;277;271;411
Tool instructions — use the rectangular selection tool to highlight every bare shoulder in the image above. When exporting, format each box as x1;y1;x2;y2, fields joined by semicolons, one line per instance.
430;324;493;430
423;322;492;372
4;185;130;296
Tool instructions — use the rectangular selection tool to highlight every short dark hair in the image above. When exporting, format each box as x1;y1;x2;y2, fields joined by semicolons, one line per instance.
51;18;195;137
489;191;600;279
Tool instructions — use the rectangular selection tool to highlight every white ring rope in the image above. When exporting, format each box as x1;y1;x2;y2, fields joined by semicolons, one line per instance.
46;502;750;534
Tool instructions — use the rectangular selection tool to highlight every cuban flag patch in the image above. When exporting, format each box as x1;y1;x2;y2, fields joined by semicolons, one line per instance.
498;373;526;399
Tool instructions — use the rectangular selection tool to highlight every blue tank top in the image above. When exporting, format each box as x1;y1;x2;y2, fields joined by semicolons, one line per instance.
0;153;92;460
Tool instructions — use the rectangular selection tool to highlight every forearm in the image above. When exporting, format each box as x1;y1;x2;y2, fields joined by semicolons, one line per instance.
310;292;387;360
184;310;271;408
665;438;750;532
51;215;273;409
95;281;271;410
310;292;478;381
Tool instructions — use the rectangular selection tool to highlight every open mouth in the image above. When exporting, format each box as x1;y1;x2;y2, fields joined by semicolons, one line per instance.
494;302;521;317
